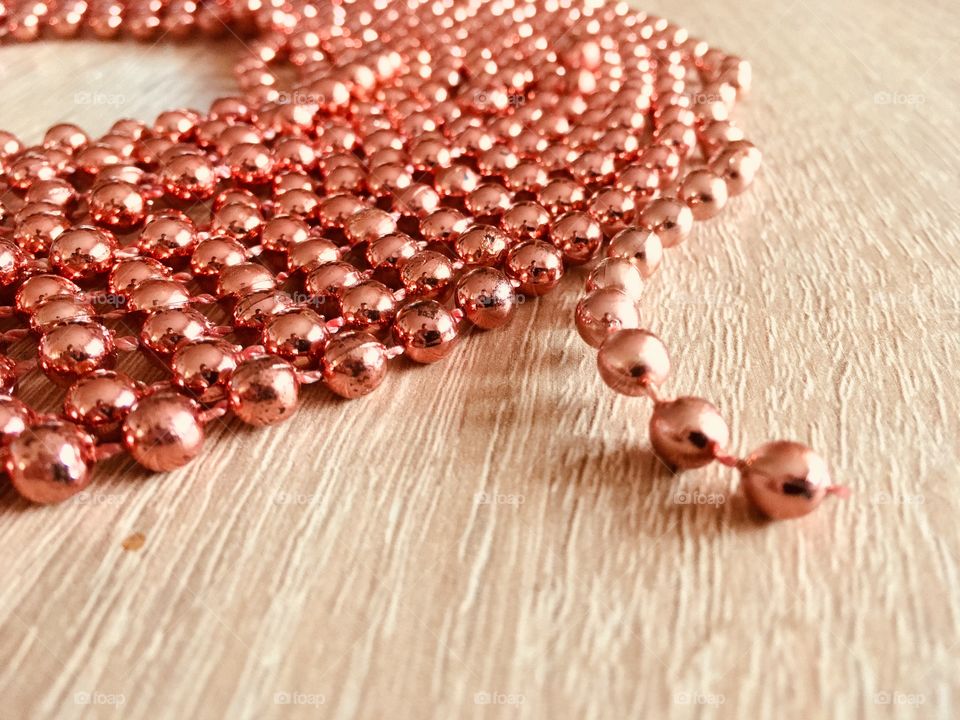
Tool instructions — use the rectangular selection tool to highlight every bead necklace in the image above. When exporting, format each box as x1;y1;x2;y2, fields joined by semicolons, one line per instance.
0;0;847;518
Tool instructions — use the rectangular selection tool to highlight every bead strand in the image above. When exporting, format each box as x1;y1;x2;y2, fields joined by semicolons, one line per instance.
0;0;843;519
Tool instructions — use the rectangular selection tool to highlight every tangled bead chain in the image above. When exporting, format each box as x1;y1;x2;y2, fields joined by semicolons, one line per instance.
0;0;846;518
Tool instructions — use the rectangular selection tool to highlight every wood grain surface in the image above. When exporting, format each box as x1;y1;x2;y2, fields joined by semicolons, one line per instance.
1;0;958;718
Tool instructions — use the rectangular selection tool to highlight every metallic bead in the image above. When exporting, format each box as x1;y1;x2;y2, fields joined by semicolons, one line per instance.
586;258;645;300
597;329;670;396
638;198;693;249
6;421;96;504
650;397;730;469
392;300;460;363
321;332;390;399
64;370;143;440
575;288;642;348
606;228;664;278
455;267;516;330
123;392;205;471
740;441;835;520
505;241;564;296
228;356;301;426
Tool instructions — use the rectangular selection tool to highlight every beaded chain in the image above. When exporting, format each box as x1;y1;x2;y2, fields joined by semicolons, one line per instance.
0;0;846;517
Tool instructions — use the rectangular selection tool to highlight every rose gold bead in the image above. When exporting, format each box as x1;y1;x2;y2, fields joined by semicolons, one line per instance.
615;164;660;204
227;356;301;426
596;329;670;395
505;240;564;296
38;320;115;386
15;201;65;223
127;279;191;313
325;160;369;194
452;224;510;266
0;356;18;395
0;241;25;287
190;236;247;277
344;207;397;247
232;290;297;330
287;238;341;274
0;395;34;444
740;441;835;520
587;258;645;300
399;251;456;300
6;421;96;504
366;232;420;274
575;288;642;348
123;392;205;471
211;202;263;241
274;171;316;195
420;208;470;244
392;300;459;363
465;183;513;218
321;331;389;399
638;145;681;184
25;178;77;207
160;153;218;200
13;212;70;254
455;267;516;330
88;180;146;230
710;140;762;196
396;183;441;217
435;163;481;196
260;215;311;253
274;137;318;172
0;130;23;158
216;263;276;299
588;188;636;234
679;169;729;220
275;188;322;218
305;261;364;299
15;274;81;314
539;178;587;215
263;308;329;368
74;143;123;174
550;212;603;265
107;257;171;298
43;123;88;150
698;120;745;158
155;108;200;140
606;227;664;278
171;338;239;395
141;307;212;355
30;293;96;333
502;201;551;242
570;150;617;187
316;193;366;229
64;370;143;440
638;198;693;249
47;226;116;280
214;187;260;211
650;396;730;469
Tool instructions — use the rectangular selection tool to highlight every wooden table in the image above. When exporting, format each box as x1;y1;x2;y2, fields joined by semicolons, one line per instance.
1;0;958;717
